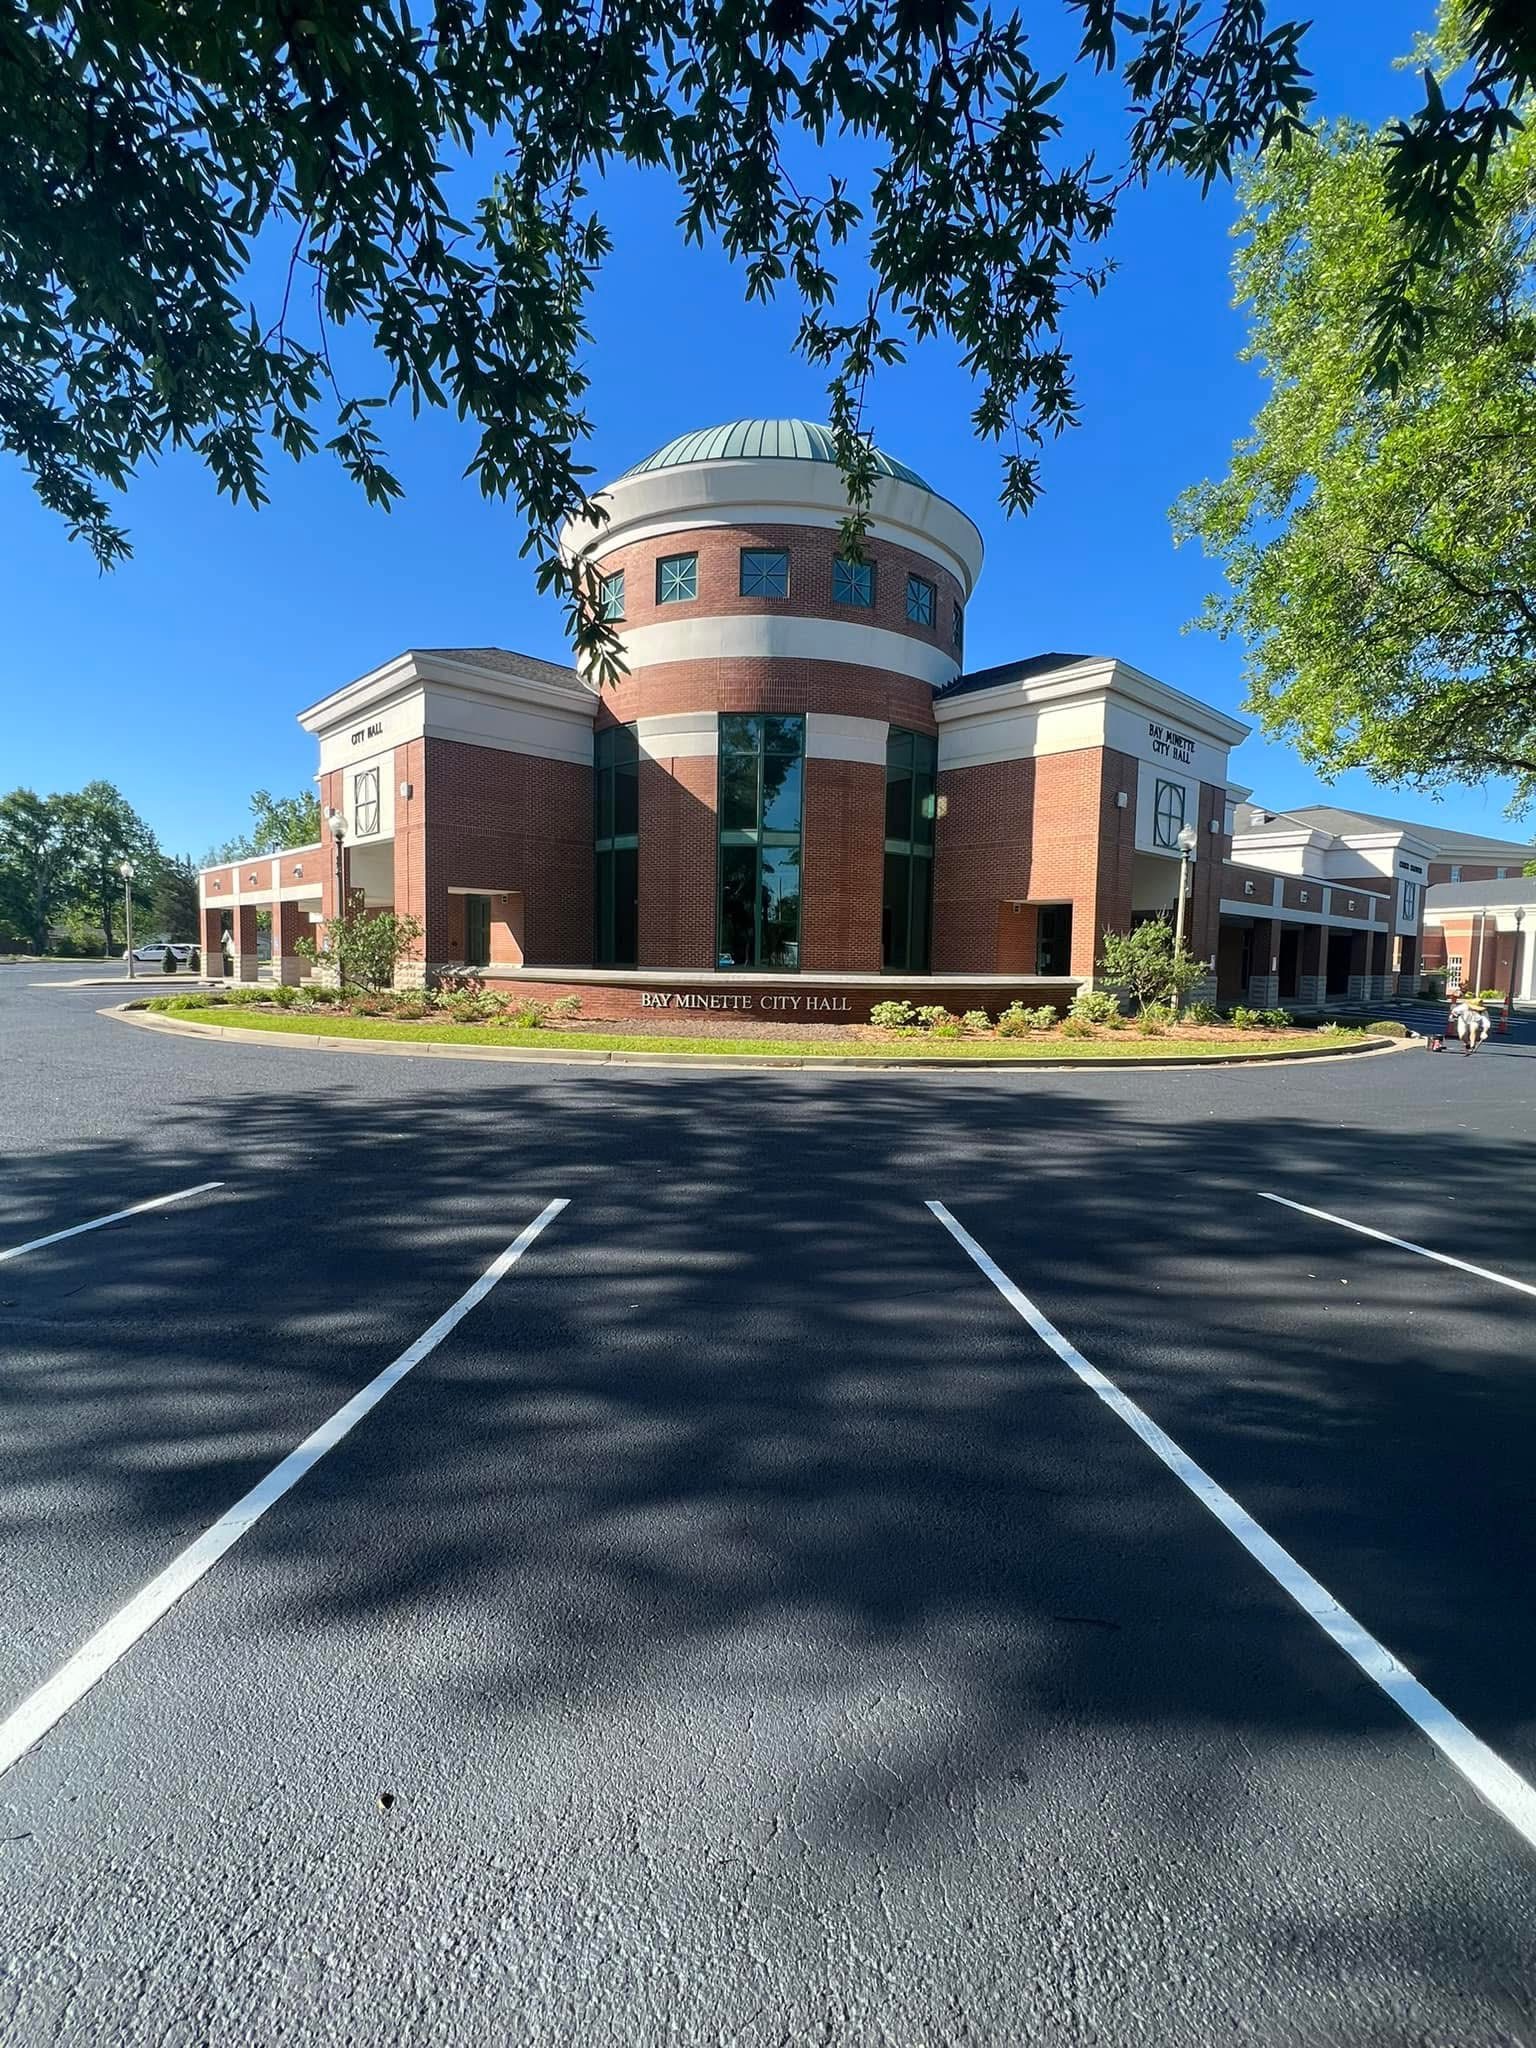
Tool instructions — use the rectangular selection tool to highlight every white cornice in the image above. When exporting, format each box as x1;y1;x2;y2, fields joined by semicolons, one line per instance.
298;649;594;737
935;657;1250;751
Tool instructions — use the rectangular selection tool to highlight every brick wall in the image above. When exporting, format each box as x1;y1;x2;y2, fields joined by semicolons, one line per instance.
396;737;591;969
801;758;885;971
595;655;936;732
472;974;1074;1026
591;521;964;669
639;752;718;968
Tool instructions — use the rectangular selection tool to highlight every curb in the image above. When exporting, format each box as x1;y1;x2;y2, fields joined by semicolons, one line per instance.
106;1002;1409;1075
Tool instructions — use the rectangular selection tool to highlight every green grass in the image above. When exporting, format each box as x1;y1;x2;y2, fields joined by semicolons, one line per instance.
148;1005;1374;1061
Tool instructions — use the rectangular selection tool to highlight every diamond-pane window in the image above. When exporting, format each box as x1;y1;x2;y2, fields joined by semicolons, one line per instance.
657;553;697;604
905;574;936;627
600;570;625;621
833;558;874;608
740;549;789;599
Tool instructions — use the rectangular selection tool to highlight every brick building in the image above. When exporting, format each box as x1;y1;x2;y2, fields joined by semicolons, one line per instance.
198;418;1460;1021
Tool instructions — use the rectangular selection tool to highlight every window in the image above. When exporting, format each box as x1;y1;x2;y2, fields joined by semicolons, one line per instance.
833;557;874;608
1448;954;1464;986
1152;778;1186;849
952;602;964;656
717;715;804;969
656;553;697;604
1401;880;1419;922
882;728;938;972
1035;903;1073;976
354;768;380;837
1449;865;1461;882
905;574;936;627
739;549;789;599
599;570;625;621
1497;867;1509;879
593;725;639;966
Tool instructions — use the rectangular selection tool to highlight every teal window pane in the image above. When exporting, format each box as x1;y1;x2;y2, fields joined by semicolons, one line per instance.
657;553;697;604
762;716;803;755
740;549;789;598
720;753;758;833
614;758;639;839
720;713;762;755
905;574;935;627
760;755;802;834
760;848;801;967
882;852;910;971
833;558;874;607
600;570;625;621
718;844;757;966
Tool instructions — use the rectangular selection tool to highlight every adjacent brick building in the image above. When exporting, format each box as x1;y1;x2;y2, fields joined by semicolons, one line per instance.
199;417;1472;1019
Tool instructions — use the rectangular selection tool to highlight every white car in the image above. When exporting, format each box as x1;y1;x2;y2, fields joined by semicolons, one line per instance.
124;940;197;965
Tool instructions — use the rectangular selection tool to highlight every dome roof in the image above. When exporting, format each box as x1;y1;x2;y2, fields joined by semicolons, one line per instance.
622;418;932;491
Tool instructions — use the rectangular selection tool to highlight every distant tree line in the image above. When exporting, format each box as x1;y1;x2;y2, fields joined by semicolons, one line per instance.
0;784;319;956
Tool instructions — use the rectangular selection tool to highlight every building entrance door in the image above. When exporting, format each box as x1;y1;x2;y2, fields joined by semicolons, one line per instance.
1326;931;1352;997
464;893;492;968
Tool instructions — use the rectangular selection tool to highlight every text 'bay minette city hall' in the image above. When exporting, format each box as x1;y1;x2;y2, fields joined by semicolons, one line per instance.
199;418;1502;1022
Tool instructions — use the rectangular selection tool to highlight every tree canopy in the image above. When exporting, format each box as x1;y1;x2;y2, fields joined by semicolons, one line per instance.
0;781;160;952
208;788;322;862
5;0;1531;673
1175;37;1536;809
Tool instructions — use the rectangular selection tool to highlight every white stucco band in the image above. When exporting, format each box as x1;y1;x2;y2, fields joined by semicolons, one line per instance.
561;456;985;597
636;711;718;760
614;614;959;689
804;712;888;766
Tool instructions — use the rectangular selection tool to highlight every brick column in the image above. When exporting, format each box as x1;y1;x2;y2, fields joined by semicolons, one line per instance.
272;901;305;985
1298;925;1326;1007
201;905;224;979
1345;930;1372;1003
1245;917;1278;1008
232;904;260;983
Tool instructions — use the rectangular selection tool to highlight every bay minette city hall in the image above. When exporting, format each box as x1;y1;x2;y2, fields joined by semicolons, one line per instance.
198;419;1532;1024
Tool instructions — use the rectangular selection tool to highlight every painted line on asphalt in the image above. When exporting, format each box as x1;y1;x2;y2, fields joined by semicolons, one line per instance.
0;1197;569;1780
927;1199;1536;1857
1259;1191;1536;1301
0;1182;226;1266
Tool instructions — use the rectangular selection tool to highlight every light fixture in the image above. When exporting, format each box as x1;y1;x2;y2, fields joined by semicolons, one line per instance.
1115;790;1128;809
399;781;414;800
1177;823;1199;855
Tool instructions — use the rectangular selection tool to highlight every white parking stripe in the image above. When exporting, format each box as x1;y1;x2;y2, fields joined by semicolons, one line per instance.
0;1182;226;1265
0;1197;569;1779
1259;1191;1536;1300
927;1199;1536;1856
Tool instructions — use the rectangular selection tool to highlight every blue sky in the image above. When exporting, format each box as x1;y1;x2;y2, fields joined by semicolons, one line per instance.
3;2;1523;858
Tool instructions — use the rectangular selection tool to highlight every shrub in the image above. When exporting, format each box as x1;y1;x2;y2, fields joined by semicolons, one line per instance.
1228;1006;1261;1030
1256;1007;1292;1029
161;946;178;974
1183;1000;1222;1025
1097;918;1205;1011
271;983;299;1008
351;992;388;1016
1477;988;1504;1002
510;999;550;1027
393;997;429;1020
961;1009;991;1031
1059;1015;1095;1039
296;910;424;993
930;1020;966;1039
914;1004;953;1029
551;994;583;1020
1139;1001;1174;1028
434;970;485;998
1069;989;1121;1024
996;1008;1029;1038
870;1000;916;1030
302;983;340;1004
1366;1018;1409;1037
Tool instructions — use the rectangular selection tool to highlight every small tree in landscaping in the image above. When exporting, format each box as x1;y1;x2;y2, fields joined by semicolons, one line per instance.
1097;919;1205;1015
296;912;423;994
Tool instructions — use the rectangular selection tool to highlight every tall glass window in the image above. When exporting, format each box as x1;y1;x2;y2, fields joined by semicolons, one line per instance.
717;714;803;969
593;725;639;966
883;728;937;971
353;768;380;837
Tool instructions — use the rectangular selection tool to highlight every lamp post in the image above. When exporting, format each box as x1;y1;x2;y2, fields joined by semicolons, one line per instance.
326;807;347;994
1172;822;1199;1015
119;859;136;978
1514;906;1526;1008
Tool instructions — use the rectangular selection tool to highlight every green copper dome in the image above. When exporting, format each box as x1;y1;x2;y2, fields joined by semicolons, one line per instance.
623;419;932;490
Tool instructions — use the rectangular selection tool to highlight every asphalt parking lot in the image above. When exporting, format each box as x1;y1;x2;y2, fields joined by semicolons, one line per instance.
3;967;1535;2044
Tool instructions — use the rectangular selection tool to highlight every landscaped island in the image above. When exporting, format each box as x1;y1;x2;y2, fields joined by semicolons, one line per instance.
134;986;1403;1063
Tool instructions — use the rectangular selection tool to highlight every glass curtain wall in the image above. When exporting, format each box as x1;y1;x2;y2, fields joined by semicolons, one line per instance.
717;714;804;968
883;729;937;971
593;724;639;966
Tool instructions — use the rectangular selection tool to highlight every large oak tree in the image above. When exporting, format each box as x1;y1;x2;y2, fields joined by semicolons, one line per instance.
3;2;1532;673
